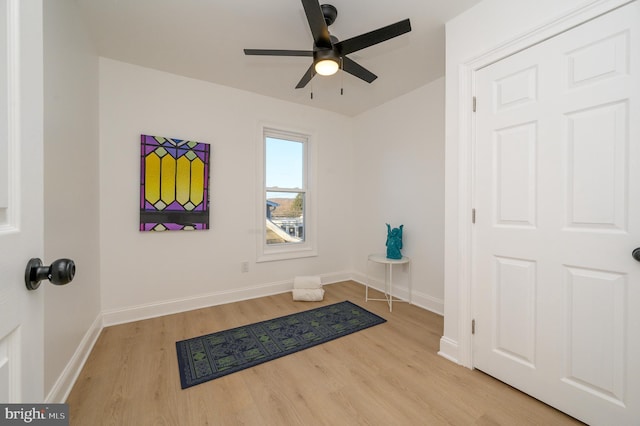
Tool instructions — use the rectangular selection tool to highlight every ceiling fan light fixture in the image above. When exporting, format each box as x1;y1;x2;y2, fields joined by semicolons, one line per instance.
315;58;339;76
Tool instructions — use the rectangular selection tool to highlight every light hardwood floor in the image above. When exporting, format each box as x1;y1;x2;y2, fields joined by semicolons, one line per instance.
67;281;583;425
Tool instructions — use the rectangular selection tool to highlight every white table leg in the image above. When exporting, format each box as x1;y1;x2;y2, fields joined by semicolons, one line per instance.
389;263;393;312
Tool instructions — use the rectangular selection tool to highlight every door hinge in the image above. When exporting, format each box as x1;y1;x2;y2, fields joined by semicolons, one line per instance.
472;208;476;224
472;96;477;112
472;319;476;335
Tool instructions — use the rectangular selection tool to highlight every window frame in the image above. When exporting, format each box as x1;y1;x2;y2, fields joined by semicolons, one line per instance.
256;126;317;262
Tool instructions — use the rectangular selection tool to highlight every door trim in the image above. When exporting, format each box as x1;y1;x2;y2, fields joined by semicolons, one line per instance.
0;0;23;233
455;0;634;368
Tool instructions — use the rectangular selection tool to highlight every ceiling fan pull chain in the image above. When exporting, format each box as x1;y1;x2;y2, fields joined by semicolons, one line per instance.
340;58;344;95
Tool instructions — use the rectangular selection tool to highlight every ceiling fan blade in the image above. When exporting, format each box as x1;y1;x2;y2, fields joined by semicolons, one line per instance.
244;49;313;57
301;0;332;48
342;57;377;83
295;64;315;89
335;19;411;56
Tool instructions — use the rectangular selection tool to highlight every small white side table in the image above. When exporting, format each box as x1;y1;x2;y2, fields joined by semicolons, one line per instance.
365;254;411;312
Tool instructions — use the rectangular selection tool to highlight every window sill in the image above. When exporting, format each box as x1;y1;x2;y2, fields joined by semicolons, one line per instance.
257;246;318;263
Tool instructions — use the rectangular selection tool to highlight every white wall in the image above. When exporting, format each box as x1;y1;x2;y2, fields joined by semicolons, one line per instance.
352;78;445;313
99;59;355;322
442;0;618;363
43;0;101;399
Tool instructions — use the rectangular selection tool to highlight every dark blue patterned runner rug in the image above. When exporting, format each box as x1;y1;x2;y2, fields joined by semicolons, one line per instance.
176;300;386;389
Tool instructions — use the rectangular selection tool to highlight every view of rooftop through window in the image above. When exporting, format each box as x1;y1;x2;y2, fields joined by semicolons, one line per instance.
265;136;306;245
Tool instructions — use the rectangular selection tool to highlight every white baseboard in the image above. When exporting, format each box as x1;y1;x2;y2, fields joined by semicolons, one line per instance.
351;272;411;300
319;271;354;285
352;272;444;315
350;271;367;287
45;314;103;403
102;280;291;327
411;291;444;316
438;336;459;364
102;271;355;327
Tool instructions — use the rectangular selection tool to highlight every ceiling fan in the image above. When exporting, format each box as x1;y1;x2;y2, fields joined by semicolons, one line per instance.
243;0;411;89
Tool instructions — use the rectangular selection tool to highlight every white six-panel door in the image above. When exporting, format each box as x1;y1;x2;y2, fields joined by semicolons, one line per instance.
0;0;44;402
473;2;639;425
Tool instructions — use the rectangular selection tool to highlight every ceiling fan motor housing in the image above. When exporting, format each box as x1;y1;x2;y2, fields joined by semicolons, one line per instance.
321;4;337;26
314;48;339;63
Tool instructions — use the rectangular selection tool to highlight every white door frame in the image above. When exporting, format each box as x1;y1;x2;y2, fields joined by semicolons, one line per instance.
455;0;634;368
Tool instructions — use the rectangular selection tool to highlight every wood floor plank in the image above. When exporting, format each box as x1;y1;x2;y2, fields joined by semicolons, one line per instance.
66;281;583;425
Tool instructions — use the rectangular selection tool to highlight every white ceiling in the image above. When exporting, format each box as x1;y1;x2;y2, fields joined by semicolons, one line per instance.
75;0;482;116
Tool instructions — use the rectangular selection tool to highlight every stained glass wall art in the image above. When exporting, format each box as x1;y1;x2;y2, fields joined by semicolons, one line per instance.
140;134;210;231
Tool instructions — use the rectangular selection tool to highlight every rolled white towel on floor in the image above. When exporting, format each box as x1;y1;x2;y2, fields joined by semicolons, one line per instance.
292;288;325;302
293;276;322;289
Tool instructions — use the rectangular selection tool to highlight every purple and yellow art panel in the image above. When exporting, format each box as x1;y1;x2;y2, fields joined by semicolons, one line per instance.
140;134;210;231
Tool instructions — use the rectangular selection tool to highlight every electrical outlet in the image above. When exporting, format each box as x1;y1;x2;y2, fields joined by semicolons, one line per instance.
241;261;249;273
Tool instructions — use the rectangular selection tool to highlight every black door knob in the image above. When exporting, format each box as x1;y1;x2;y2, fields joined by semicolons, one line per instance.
25;258;76;290
633;248;640;262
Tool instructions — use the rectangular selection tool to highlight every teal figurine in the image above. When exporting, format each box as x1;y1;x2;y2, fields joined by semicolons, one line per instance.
386;224;404;259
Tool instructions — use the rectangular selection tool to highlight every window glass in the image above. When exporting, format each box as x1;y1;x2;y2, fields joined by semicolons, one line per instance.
266;191;304;244
265;137;303;189
265;136;305;246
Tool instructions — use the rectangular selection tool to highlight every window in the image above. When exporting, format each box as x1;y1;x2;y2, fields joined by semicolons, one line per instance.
257;127;316;261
